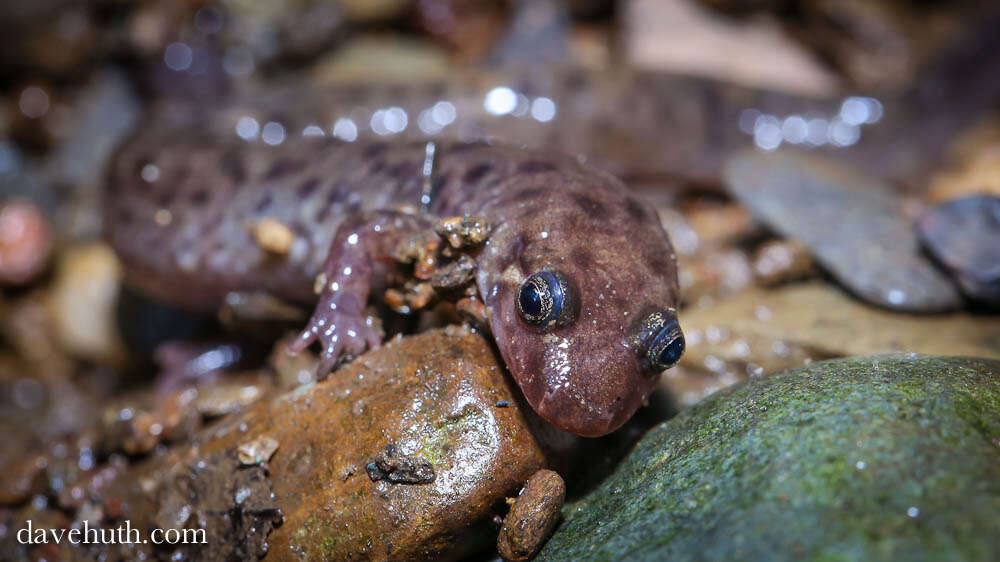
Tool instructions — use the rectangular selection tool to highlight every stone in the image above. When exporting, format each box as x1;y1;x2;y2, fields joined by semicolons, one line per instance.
46;243;127;366
102;328;556;560
250;217;296;255
0;198;52;286
660;283;1000;407
309;35;452;85
751;239;814;286
725;150;963;312
917;195;1000;306
436;215;492;248
680;282;999;375
927;115;1000;203
215;0;346;63
625;0;839;96
498;469;565;561
540;355;1000;560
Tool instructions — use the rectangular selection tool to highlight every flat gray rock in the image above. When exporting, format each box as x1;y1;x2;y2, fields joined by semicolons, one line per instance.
917;195;1000;307
724;150;962;312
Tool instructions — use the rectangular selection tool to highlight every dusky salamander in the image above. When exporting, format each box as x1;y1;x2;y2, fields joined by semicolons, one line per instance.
108;133;683;437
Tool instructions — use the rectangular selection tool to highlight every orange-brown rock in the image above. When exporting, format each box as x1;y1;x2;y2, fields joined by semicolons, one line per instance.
105;327;556;560
498;469;565;561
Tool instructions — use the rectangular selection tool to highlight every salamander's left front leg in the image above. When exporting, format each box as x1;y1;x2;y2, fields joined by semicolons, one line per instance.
288;211;432;379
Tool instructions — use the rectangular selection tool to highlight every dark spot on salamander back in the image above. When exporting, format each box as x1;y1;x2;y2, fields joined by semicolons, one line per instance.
254;193;274;213
316;181;351;223
574;194;607;219
297;177;321;199
390;161;415;180
190;188;210;206
463;162;493;185
571;248;593;268
515;187;544;200
363;142;389;159
219;150;246;184
517;160;557;174
263;158;305;181
155;188;175;207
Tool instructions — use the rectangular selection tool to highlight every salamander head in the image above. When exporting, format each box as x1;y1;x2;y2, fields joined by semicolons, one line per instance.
482;194;684;437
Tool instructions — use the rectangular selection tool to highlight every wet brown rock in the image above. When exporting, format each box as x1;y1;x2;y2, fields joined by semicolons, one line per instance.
498;469;565;561
105;328;555;560
917;195;1000;306
752;239;814;286
151;449;281;561
725;151;963;312
0;198;52;286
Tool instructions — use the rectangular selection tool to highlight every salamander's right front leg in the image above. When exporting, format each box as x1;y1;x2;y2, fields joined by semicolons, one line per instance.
287;211;432;379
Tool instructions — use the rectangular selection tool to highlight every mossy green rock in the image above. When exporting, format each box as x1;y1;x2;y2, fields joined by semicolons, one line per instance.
540;355;1000;561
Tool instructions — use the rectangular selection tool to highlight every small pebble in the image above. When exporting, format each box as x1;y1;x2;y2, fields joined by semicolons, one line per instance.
0;198;53;285
435;215;492;248
49;243;126;364
238;435;280;466
432;254;478;292
753;239;814;286
251;217;295;255
497;469;565;561
366;444;435;484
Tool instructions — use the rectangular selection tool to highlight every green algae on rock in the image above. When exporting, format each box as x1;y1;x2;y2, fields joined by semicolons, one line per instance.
540;355;1000;561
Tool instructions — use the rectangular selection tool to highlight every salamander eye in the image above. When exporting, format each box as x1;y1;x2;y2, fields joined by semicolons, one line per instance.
647;325;685;371
516;270;577;327
632;311;685;372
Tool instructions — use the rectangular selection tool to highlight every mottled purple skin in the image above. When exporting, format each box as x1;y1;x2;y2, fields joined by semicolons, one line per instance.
106;135;681;437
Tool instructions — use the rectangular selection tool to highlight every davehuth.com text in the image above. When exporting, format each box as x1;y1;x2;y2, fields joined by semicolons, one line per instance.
17;519;207;546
